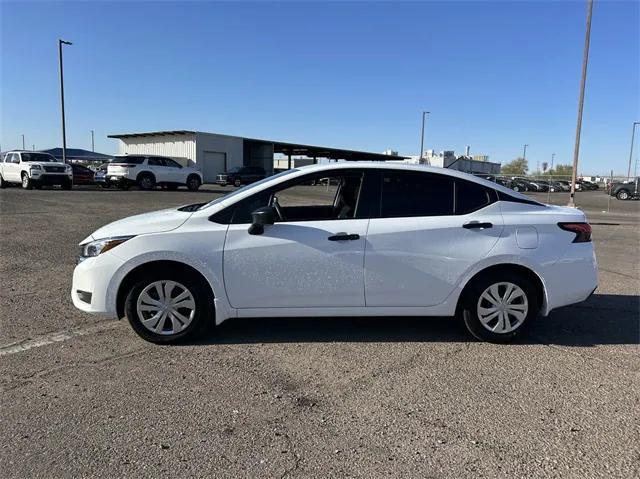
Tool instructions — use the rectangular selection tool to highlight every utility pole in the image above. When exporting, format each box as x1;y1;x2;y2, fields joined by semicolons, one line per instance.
58;39;72;164
627;122;639;179
22;134;25;150
568;0;593;208
419;111;430;164
551;153;555;174
523;144;528;161
91;129;95;152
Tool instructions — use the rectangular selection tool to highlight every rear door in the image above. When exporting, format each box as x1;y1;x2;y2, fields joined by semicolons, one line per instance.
364;171;503;307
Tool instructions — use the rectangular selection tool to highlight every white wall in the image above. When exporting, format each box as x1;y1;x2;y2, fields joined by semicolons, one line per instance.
115;134;197;167
195;133;244;171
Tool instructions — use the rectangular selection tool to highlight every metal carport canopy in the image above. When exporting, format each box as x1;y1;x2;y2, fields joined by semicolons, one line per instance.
267;140;408;162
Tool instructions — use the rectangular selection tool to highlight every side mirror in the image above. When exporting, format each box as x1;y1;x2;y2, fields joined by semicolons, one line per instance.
248;206;276;235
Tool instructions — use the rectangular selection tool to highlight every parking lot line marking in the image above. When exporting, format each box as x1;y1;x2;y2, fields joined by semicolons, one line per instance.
0;321;121;357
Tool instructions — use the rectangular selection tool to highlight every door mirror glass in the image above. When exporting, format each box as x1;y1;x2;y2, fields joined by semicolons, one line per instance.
248;206;276;235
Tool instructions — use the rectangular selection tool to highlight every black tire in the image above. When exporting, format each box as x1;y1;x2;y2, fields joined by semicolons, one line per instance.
186;174;201;191
234;177;242;187
460;271;539;343
124;271;214;344
616;189;630;200
21;173;33;190
0;174;6;188
137;173;156;190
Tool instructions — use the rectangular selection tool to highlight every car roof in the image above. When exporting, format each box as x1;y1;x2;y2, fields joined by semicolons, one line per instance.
295;162;529;199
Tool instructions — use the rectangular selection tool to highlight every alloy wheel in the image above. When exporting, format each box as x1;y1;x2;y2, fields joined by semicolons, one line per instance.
476;282;528;334
136;280;196;335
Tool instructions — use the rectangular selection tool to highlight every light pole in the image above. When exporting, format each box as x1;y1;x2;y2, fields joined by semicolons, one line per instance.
568;0;593;207
627;122;639;179
91;129;95;152
523;144;528;161
58;39;72;164
551;153;555;173
419;111;430;164
21;134;25;150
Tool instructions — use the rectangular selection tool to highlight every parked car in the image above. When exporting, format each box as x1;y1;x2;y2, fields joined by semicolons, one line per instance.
555;180;572;192
94;163;111;188
107;155;202;191
71;163;95;185
72;163;597;345
0;150;73;189
609;178;639;200
548;181;566;192
216;166;266;187
578;180;599;190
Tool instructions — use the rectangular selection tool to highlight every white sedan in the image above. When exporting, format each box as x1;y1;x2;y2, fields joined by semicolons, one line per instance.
72;163;597;343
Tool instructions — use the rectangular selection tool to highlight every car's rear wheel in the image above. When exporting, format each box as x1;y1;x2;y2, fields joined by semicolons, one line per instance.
0;174;6;189
460;272;538;343
124;274;213;344
21;173;33;190
186;174;201;191
616;189;630;200
138;173;156;190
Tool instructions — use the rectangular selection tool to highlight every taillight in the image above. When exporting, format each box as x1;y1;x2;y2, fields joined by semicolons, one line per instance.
558;222;592;243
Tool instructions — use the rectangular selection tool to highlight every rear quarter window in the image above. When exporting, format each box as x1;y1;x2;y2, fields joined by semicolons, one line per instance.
455;180;493;214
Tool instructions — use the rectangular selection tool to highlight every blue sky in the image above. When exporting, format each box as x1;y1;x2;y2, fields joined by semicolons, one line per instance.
1;1;638;174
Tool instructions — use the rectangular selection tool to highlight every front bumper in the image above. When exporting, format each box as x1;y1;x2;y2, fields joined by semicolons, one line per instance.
31;172;72;185
71;251;124;316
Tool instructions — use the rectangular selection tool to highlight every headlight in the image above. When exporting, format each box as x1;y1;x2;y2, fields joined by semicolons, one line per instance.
81;236;135;258
30;164;42;170
66;164;72;171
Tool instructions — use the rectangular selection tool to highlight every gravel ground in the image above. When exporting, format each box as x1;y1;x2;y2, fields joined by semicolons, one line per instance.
1;185;638;478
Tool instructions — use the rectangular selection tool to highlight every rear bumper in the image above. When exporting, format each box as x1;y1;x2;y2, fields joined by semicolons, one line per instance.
542;243;598;314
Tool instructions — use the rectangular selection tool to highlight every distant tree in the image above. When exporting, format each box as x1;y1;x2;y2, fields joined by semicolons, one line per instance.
542;161;549;173
550;164;574;178
501;157;529;176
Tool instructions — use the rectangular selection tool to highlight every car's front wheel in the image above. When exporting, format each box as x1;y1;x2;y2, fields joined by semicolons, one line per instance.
616;189;630;200
124;274;213;344
21;173;33;190
460;272;538;343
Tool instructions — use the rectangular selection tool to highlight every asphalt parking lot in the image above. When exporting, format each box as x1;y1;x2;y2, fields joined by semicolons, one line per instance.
1;185;638;478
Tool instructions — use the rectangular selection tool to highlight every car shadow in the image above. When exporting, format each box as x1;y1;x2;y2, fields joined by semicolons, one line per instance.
184;294;639;347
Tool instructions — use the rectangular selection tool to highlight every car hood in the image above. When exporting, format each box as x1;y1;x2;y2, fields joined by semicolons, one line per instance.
29;162;68;167
81;207;193;244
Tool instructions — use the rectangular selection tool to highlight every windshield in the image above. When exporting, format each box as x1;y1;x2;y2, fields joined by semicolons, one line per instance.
198;169;299;210
21;153;56;162
228;167;241;173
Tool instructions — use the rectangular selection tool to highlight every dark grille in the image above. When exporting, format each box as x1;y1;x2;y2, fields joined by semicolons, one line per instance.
44;166;65;173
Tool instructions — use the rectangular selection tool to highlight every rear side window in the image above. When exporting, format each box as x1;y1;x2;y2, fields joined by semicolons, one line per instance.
118;156;145;164
455;180;492;214
380;171;454;217
148;157;164;166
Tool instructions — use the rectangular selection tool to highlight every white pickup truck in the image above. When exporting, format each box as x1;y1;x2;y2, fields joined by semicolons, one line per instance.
107;155;203;191
0;151;73;189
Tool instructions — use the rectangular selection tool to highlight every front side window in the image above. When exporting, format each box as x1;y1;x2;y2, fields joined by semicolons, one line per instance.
228;171;364;224
380;171;454;217
164;158;181;168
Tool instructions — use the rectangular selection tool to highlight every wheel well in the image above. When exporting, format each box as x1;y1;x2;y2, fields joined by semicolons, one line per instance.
187;173;200;182
458;264;545;312
116;260;215;319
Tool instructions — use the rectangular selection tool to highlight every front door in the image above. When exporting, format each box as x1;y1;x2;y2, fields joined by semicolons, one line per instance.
223;171;369;309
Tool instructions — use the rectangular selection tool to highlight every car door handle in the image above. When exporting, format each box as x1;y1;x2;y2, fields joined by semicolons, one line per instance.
328;233;360;241
463;222;493;229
